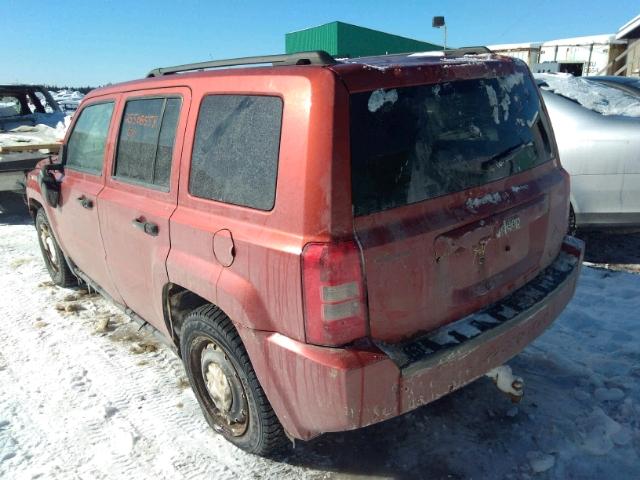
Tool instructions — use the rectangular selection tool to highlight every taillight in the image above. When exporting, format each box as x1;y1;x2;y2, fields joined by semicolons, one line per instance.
301;240;368;346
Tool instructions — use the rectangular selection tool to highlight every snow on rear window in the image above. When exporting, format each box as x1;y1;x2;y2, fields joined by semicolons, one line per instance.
368;89;398;112
350;74;552;216
536;73;640;117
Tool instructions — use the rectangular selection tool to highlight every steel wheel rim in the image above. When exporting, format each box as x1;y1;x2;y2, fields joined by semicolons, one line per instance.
39;222;59;273
192;337;248;437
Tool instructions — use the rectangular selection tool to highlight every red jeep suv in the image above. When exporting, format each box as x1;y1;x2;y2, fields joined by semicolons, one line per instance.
26;50;584;455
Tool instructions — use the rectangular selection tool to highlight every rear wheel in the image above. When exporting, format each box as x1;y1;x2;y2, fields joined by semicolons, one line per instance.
180;305;288;456
35;208;75;287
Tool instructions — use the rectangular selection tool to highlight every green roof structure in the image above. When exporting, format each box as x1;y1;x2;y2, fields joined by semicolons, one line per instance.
285;21;442;58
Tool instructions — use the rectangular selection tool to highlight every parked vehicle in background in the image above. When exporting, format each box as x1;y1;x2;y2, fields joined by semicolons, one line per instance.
0;85;68;192
25;51;583;456
536;74;640;230
584;75;640;97
0;151;52;192
0;85;65;131
50;89;86;112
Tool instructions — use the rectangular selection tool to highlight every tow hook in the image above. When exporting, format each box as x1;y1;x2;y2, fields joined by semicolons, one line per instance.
486;365;524;403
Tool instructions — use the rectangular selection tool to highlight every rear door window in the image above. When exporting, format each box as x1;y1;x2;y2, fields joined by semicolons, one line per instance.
66;102;115;174
114;97;181;188
350;73;552;216
189;95;283;210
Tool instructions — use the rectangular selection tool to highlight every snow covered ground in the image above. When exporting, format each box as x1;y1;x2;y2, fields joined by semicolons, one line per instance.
0;192;638;479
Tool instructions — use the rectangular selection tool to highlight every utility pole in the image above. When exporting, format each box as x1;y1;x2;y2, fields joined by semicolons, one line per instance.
433;16;447;51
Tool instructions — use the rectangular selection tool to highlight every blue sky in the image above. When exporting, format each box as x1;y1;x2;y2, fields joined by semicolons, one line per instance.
3;0;638;86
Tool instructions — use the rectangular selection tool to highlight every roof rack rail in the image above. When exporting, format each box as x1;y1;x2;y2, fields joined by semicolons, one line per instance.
445;46;493;56
147;50;337;77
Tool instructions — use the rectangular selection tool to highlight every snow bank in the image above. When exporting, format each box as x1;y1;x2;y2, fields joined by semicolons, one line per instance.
536;73;640;117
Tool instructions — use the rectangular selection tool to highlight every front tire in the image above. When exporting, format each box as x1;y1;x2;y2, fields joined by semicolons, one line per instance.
180;305;288;456
35;208;75;287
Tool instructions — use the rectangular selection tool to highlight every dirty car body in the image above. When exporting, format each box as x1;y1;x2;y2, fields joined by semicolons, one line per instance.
25;51;583;451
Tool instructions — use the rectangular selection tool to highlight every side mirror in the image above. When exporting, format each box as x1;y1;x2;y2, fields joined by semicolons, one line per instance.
44;162;64;173
39;160;63;208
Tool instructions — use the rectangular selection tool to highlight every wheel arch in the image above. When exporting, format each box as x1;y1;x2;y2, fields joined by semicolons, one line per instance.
27;197;44;219
162;280;272;348
162;283;211;350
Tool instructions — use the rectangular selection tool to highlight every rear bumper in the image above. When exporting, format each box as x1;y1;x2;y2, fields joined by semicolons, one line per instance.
241;236;584;440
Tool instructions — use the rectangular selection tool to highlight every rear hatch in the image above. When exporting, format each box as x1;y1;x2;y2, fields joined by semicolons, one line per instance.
346;60;568;343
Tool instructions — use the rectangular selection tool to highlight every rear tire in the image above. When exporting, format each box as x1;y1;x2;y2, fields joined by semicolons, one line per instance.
35;208;75;287
180;305;288;456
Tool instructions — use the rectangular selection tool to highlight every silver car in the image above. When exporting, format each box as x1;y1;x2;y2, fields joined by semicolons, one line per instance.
585;76;640;97
536;74;640;230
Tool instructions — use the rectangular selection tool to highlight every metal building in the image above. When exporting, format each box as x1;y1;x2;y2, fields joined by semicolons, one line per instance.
487;13;640;78
616;14;640;77
485;42;542;66
488;35;627;76
285;21;442;58
538;35;627;76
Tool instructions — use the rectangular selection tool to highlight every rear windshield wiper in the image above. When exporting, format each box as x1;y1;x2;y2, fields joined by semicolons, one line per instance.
481;142;529;173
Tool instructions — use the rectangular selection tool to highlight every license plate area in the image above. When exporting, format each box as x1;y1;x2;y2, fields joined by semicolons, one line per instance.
433;195;549;289
375;237;582;374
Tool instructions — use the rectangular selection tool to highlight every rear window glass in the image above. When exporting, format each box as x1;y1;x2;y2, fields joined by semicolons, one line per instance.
189;95;283;210
350;73;552;216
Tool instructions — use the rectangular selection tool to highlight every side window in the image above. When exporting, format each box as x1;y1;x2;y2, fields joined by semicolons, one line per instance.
66;102;114;174
189;95;283;210
114;97;181;189
0;95;23;116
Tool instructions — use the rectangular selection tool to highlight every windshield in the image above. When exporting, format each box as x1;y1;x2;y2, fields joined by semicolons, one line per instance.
350;73;553;216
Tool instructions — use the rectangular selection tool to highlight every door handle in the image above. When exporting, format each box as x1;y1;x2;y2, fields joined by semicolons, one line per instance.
132;217;159;236
76;196;93;209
